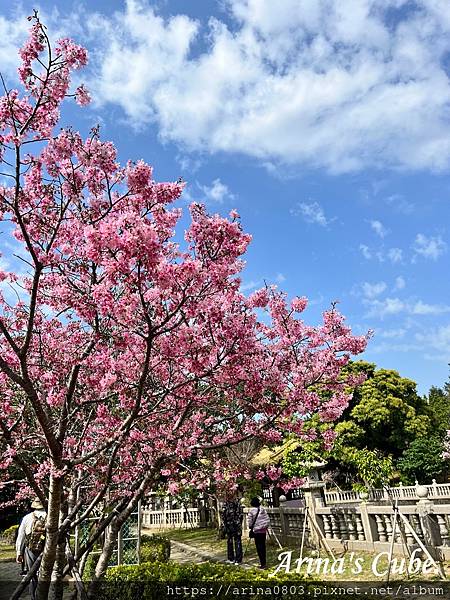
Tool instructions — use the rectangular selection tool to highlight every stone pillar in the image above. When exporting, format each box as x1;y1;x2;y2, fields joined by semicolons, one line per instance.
358;498;375;544
415;485;441;557
302;483;326;546
432;479;438;499
278;495;289;544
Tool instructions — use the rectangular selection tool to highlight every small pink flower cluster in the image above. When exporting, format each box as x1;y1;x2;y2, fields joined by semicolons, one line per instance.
75;84;91;106
55;38;88;69
18;22;44;70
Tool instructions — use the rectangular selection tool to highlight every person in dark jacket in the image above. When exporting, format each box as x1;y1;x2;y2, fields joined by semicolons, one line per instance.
247;496;270;569
221;491;243;564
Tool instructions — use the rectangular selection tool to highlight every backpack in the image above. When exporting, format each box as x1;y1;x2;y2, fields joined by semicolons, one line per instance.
26;513;47;554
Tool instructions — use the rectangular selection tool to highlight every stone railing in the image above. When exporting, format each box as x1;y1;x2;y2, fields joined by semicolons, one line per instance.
324;481;450;505
141;482;450;560
142;507;201;530
313;503;450;558
247;487;450;560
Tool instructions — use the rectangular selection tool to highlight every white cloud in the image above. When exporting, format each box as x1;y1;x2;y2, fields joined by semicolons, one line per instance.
370;220;388;238
359;245;403;263
394;276;406;290
416;325;450;354
411;301;450;315
275;273;286;283
177;154;203;174
82;0;450;173
360;244;372;260
291;201;332;226
361;281;387;299
240;280;259;292
387;248;403;263
384;193;414;215
413;233;447;260
371;341;422;354
365;296;450;319
199;178;234;204
0;13;29;81
378;327;407;339
366;297;405;318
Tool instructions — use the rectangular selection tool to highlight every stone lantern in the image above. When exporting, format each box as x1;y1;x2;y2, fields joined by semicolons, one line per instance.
301;460;327;510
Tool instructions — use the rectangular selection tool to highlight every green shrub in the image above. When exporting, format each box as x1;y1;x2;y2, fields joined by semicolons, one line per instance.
82;552;100;582
0;524;18;544
96;560;385;600
140;535;171;563
98;560;309;600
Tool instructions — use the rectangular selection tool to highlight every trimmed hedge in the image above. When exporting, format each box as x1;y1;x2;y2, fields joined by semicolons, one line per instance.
99;561;309;600
140;534;170;563
0;524;18;544
106;560;305;583
96;560;390;600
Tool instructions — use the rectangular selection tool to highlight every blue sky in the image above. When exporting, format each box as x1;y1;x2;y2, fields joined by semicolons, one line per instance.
1;0;449;395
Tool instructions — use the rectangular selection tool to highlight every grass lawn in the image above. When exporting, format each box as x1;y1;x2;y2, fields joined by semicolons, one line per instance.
0;542;16;562
161;527;450;581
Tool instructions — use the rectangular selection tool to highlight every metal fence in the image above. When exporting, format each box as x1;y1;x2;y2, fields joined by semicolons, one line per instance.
73;502;141;568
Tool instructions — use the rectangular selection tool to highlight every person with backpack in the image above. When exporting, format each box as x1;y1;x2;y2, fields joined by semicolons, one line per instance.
16;498;47;600
247;496;270;569
221;490;244;564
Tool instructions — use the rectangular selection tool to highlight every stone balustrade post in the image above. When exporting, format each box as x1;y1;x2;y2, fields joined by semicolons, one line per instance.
432;479;438;499
358;497;375;543
302;486;326;546
278;495;289;544
415;485;441;555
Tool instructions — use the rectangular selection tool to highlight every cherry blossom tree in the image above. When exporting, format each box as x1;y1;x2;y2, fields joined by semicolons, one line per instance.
0;15;368;599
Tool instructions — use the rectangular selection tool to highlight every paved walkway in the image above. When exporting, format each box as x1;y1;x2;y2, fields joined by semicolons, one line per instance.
170;539;258;569
0;560;31;599
170;541;209;564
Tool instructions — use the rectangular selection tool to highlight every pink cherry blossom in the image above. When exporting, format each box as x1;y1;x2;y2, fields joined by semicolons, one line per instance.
75;84;91;106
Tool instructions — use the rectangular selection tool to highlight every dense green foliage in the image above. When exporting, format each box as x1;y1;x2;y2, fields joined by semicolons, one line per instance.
395;380;450;484
98;560;383;600
101;561;306;600
337;362;429;457
397;435;447;484
140;535;171;563
0;524;18;544
335;448;394;492
282;362;450;487
282;429;329;479
427;385;450;437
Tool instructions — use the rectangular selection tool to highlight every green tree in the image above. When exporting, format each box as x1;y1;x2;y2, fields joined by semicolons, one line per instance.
427;384;450;438
337;362;430;457
283;363;444;488
397;436;447;484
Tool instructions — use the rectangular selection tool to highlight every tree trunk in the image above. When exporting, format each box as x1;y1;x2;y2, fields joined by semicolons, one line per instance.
86;521;120;600
48;541;65;600
37;471;63;600
86;494;140;600
49;504;68;600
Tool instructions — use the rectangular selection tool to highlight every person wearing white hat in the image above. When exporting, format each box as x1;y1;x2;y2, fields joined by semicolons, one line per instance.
16;498;47;600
